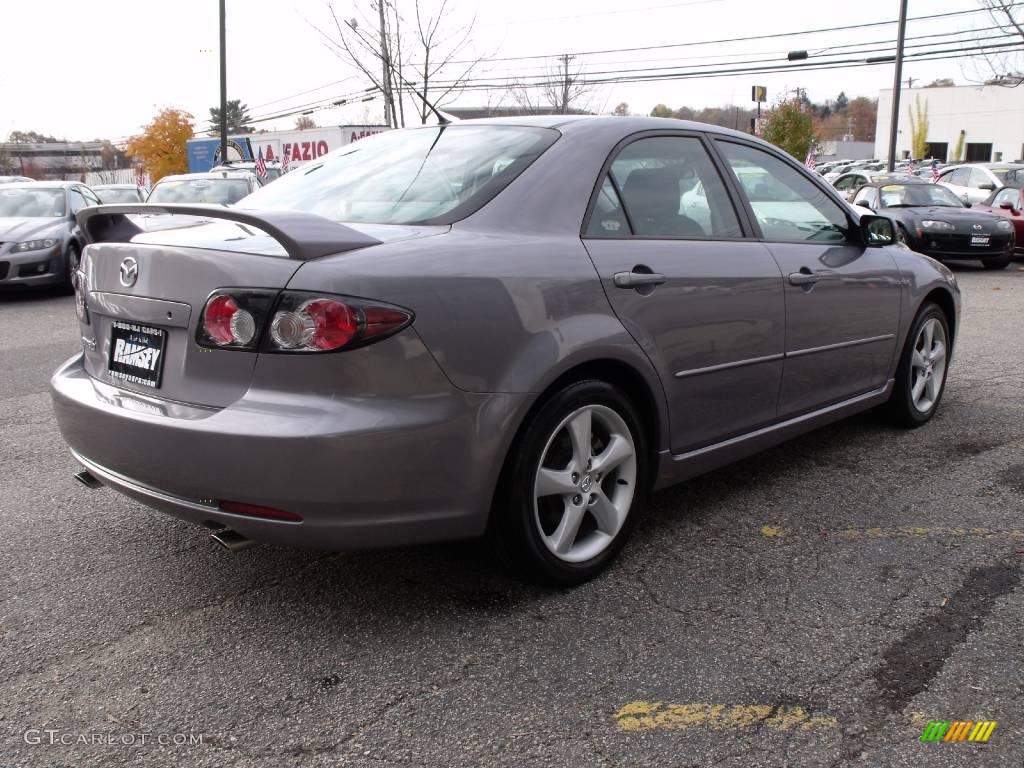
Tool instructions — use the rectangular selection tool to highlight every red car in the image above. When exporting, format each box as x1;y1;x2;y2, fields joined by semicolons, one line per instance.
974;185;1024;254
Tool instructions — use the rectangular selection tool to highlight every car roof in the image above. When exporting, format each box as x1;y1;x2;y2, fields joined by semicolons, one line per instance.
0;180;85;189
92;183;144;189
155;170;256;183
437;114;763;143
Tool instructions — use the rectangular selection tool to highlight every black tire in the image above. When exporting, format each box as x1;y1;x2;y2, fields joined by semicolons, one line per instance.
982;253;1012;270
885;302;951;428
63;243;80;294
487;380;649;586
896;225;911;247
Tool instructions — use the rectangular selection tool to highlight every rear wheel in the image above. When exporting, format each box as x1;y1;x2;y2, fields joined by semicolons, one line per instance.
489;380;648;586
885;302;950;427
982;253;1012;270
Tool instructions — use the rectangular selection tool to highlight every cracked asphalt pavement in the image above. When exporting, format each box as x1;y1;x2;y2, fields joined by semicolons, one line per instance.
2;263;1023;767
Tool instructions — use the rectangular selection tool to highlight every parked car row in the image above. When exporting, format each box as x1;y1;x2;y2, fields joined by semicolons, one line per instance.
0;168;267;289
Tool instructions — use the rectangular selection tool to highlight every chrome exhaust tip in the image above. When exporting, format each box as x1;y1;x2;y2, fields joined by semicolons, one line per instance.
73;470;103;490
210;529;256;552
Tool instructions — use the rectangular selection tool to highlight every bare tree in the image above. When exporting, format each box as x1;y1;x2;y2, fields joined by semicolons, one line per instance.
509;55;591;115
313;1;481;127
963;1;1024;86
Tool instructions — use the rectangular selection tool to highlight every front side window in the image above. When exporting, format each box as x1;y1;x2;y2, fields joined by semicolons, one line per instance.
596;136;741;238
68;189;88;213
946;167;970;186
968;167;993;188
853;187;878;210
993;187;1020;209
239;125;558;225
717;141;850;242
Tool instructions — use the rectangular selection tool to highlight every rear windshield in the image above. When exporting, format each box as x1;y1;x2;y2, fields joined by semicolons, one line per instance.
991;167;1024;184
239;124;559;225
148;179;251;205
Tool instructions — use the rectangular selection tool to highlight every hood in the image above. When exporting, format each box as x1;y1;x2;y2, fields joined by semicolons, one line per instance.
888;206;1009;233
0;217;65;243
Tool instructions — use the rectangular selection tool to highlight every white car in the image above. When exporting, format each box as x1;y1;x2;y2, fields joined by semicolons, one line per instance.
936;163;1024;205
832;171;916;202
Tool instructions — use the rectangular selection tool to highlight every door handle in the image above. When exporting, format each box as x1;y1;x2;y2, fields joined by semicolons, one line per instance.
613;271;667;288
788;269;820;286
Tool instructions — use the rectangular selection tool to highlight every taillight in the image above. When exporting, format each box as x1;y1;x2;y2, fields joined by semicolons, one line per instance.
265;291;412;353
196;290;276;350
73;269;89;325
196;290;413;353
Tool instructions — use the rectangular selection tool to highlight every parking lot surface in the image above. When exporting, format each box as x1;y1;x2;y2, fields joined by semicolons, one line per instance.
2;264;1023;767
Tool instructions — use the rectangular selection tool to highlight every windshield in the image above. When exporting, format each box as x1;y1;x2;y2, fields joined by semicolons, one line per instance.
96;187;144;204
878;184;963;208
991;167;1024;185
0;187;65;217
239;125;559;225
147;179;251;205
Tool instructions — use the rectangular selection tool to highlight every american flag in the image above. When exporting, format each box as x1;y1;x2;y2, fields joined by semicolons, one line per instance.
282;146;290;174
135;171;145;187
255;148;268;180
805;147;816;171
907;158;917;174
931;159;941;183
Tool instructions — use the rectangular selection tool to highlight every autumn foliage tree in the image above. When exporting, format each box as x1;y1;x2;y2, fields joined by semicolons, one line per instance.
761;101;815;161
126;108;194;184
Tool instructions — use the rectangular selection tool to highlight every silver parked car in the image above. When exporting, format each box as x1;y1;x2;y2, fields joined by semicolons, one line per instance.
52;117;960;585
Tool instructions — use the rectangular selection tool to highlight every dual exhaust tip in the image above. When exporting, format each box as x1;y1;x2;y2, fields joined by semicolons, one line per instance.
73;468;256;552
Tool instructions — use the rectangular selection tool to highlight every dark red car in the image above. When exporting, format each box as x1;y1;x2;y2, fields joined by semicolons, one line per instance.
974;185;1024;254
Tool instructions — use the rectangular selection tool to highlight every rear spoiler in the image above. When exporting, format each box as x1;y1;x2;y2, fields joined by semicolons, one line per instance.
76;204;381;261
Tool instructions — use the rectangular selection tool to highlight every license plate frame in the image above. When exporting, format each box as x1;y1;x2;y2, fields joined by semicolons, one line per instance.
108;321;167;389
970;234;991;246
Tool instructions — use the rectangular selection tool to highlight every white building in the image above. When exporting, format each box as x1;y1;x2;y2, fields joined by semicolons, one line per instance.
875;84;1024;164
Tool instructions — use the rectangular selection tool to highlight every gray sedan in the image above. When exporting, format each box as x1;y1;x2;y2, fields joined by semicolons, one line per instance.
51;117;960;585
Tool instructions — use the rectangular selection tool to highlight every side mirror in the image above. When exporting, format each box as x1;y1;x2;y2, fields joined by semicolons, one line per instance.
978;182;996;191
860;214;896;246
999;201;1014;210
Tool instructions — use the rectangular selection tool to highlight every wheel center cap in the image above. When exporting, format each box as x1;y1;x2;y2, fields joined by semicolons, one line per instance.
580;474;594;493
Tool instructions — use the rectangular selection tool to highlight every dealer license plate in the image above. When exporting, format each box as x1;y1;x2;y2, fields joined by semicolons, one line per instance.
971;235;990;246
108;321;166;388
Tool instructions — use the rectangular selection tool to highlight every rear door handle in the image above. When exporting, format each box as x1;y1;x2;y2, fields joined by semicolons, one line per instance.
613;271;667;288
788;269;820;286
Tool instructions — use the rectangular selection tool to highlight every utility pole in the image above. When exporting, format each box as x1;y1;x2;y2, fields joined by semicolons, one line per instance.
218;0;228;163
377;0;393;127
887;0;909;171
559;54;574;114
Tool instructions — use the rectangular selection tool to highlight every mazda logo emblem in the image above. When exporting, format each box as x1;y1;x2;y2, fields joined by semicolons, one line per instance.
119;257;138;287
973;224;983;231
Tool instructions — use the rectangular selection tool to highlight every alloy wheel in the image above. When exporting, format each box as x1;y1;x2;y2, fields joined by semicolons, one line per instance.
532;404;637;563
910;317;947;413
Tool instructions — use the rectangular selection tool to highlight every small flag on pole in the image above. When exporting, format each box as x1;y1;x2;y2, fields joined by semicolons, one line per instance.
907;157;917;174
135;171;145;187
282;146;290;174
931;159;941;183
255;148;268;180
805;147;816;171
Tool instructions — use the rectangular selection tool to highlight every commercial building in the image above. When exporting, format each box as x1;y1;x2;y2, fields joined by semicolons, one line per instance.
875;84;1024;163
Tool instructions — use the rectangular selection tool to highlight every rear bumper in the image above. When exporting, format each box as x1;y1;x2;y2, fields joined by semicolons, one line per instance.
51;354;527;549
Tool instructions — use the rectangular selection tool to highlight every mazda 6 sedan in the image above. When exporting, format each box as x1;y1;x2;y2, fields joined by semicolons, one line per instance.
52;117;960;585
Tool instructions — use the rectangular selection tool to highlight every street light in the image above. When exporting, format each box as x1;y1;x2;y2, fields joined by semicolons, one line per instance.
886;0;910;172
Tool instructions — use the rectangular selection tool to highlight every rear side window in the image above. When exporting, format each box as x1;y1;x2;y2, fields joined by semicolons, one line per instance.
588;136;741;239
716;141;850;242
946;167;970;186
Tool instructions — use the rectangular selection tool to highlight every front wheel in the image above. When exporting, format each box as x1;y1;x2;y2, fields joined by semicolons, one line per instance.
63;244;80;293
885;302;950;427
488;380;648;586
982;253;1012;270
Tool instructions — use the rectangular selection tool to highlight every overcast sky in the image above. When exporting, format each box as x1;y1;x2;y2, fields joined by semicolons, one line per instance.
0;0;1002;142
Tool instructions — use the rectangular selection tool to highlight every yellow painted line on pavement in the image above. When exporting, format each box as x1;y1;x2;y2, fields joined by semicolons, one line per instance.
759;526;1024;540
615;701;838;733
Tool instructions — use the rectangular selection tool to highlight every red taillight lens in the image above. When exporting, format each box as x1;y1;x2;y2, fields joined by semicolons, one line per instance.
363;306;412;341
219;500;302;522
203;295;238;344
303;299;358;350
200;293;259;348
